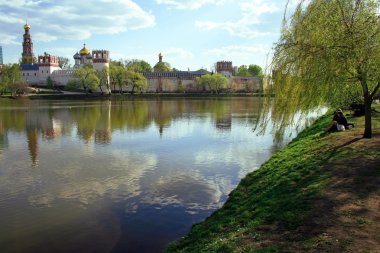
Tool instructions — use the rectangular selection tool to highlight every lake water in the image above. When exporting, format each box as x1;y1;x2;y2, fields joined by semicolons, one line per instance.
0;97;308;253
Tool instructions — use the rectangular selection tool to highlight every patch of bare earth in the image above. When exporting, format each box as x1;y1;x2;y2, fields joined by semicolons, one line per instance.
289;129;379;253
253;125;380;253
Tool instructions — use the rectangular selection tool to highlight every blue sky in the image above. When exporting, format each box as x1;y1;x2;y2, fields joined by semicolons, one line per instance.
0;0;298;71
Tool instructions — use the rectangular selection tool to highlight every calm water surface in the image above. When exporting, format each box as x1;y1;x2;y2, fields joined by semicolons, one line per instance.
0;97;308;253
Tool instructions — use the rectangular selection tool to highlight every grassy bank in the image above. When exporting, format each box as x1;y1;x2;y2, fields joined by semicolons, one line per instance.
167;106;380;252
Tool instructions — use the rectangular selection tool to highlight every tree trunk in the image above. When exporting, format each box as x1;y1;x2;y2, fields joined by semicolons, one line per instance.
363;95;372;138
359;70;372;138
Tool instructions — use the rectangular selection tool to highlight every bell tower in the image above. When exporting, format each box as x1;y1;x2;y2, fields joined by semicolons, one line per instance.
21;22;35;64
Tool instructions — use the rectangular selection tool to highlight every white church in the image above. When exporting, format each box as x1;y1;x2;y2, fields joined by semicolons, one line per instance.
20;22;110;91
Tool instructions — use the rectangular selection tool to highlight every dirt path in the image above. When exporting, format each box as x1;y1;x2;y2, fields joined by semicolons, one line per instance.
284;128;380;252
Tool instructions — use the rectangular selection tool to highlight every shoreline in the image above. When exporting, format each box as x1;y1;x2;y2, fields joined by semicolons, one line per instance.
0;92;273;100
166;107;380;252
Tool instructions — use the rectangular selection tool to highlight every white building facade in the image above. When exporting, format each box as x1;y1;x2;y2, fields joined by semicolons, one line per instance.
20;23;110;93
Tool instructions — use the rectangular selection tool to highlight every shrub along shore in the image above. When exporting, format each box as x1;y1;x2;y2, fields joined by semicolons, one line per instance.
167;106;380;252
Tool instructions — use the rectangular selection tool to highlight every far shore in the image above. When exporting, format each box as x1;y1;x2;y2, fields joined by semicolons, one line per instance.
1;91;274;100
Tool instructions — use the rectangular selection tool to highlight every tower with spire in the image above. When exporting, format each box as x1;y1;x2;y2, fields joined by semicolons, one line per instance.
21;22;35;64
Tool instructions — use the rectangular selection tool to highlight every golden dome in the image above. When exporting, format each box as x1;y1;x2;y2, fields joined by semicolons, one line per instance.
79;43;90;56
159;52;163;57
24;23;30;30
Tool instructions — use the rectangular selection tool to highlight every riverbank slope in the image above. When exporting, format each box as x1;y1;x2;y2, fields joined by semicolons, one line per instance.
167;107;380;252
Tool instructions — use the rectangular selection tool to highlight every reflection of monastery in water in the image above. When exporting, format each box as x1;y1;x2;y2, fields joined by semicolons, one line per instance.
19;22;263;93
0;99;263;166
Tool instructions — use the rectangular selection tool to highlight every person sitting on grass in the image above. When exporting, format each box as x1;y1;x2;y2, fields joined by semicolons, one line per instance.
326;109;354;132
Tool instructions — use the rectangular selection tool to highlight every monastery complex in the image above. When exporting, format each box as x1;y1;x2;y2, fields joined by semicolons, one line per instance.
19;23;263;93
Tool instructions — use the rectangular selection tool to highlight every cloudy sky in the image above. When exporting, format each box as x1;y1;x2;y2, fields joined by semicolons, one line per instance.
0;0;297;71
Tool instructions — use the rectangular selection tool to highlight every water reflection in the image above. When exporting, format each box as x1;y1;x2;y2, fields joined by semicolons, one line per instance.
0;98;266;167
0;97;313;253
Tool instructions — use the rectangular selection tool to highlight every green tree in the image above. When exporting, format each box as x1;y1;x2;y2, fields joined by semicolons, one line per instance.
153;61;171;72
248;64;263;77
46;76;54;89
271;0;380;138
73;64;99;94
125;70;147;94
66;79;81;91
110;59;124;67
125;59;152;73
195;74;211;92
236;64;263;77
236;65;250;76
96;66;111;95
58;57;70;69
0;64;26;96
196;74;229;93
109;64;125;93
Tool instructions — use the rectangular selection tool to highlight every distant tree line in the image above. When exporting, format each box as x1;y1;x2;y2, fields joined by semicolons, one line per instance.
235;64;263;77
1;56;264;96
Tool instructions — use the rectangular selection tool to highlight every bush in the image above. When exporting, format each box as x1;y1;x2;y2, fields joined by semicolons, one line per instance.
65;79;81;91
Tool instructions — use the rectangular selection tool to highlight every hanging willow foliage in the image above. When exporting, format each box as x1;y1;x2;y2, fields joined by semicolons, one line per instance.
266;0;380;138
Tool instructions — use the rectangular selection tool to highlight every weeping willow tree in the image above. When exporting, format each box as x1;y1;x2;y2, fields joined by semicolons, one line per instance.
270;0;380;138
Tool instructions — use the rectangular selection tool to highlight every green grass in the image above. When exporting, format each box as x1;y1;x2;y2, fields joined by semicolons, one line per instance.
166;114;335;253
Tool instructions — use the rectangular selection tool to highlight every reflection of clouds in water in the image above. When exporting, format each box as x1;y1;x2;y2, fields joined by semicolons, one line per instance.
26;150;157;207
195;142;271;179
141;171;234;213
163;120;196;139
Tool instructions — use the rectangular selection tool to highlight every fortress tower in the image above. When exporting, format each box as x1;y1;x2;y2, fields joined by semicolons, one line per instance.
21;22;35;64
92;50;110;71
216;61;233;78
38;53;60;82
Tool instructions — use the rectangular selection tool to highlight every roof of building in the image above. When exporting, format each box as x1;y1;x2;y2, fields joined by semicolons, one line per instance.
24;22;30;30
79;44;90;55
20;64;39;71
73;52;81;59
144;69;209;78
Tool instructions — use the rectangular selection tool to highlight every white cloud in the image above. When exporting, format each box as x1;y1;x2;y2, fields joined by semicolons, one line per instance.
196;0;280;38
42;47;79;62
0;34;19;45
26;150;158;207
155;0;229;10
205;44;272;57
44;47;78;54
164;48;194;59
0;0;155;43
34;33;58;42
203;44;273;69
141;170;231;211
